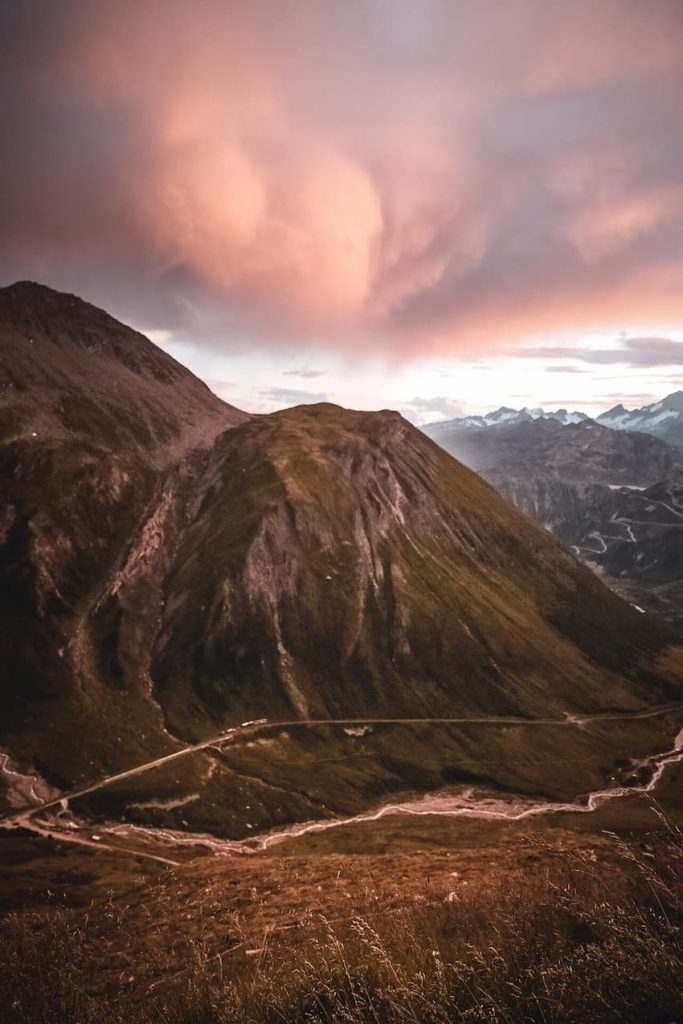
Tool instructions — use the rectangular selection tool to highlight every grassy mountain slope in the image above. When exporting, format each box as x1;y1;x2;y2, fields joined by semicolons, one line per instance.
0;284;681;835
153;404;681;740
0;282;248;782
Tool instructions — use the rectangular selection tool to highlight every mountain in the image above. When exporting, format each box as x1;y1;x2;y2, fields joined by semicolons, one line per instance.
427;406;588;435
0;280;248;450
1;283;682;838
152;404;677;731
426;416;683;625
0;281;248;783
431;416;683;488
426;392;683;449
596;392;683;447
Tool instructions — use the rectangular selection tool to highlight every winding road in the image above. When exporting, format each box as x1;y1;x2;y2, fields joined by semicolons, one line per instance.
243;723;683;852
3;701;683;866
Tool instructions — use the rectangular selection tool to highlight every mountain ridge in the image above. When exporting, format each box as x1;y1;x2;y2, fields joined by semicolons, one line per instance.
425;391;683;448
597;391;683;445
428;405;588;434
1;282;682;836
0;280;248;459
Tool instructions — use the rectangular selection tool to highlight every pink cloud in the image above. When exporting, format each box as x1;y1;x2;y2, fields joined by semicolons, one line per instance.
1;0;683;358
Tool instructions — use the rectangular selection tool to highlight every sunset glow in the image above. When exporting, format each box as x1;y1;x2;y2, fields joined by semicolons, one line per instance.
1;0;683;417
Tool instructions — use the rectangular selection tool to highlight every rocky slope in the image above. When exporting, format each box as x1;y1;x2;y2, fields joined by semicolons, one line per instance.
0;281;247;454
1;283;682;837
428;416;682;495
65;405;683;836
0;281;248;783
426;416;683;625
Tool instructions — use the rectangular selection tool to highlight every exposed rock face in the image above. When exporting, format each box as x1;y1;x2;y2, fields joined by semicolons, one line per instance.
425;417;683;626
597;391;683;447
0;283;681;817
152;404;682;743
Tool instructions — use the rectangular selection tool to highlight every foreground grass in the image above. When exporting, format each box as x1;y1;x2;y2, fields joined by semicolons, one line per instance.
1;827;682;1024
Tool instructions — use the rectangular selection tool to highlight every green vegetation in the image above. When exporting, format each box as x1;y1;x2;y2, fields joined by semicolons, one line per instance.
0;281;242;784
2;282;682;868
158;404;683;733
1;824;682;1023
71;713;683;840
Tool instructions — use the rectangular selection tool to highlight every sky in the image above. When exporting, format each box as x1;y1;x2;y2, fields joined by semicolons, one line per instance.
1;0;683;422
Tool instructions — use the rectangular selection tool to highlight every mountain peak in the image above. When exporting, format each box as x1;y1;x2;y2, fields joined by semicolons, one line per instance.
3;278;82;299
595;403;628;424
661;390;683;411
0;279;248;452
1;278;162;357
594;394;683;446
424;405;587;437
0;279;118;330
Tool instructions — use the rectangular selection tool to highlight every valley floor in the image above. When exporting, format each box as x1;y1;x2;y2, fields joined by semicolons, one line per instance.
2;707;683;1022
2;759;683;1023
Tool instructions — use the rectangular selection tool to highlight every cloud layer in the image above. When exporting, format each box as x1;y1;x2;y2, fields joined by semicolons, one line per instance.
519;336;683;367
2;0;683;358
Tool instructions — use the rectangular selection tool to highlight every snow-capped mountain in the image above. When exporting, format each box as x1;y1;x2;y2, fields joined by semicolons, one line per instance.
426;392;683;447
596;391;683;447
426;406;588;436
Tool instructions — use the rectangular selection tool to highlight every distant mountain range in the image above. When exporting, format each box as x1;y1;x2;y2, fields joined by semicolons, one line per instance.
429;406;588;434
428;392;683;447
2;282;681;837
424;415;683;626
596;391;683;447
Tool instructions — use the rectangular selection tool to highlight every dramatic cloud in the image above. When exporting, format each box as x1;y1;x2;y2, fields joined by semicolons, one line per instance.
1;0;683;359
521;337;683;367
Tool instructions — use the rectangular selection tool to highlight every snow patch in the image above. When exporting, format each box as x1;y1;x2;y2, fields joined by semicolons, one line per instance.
647;409;678;426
